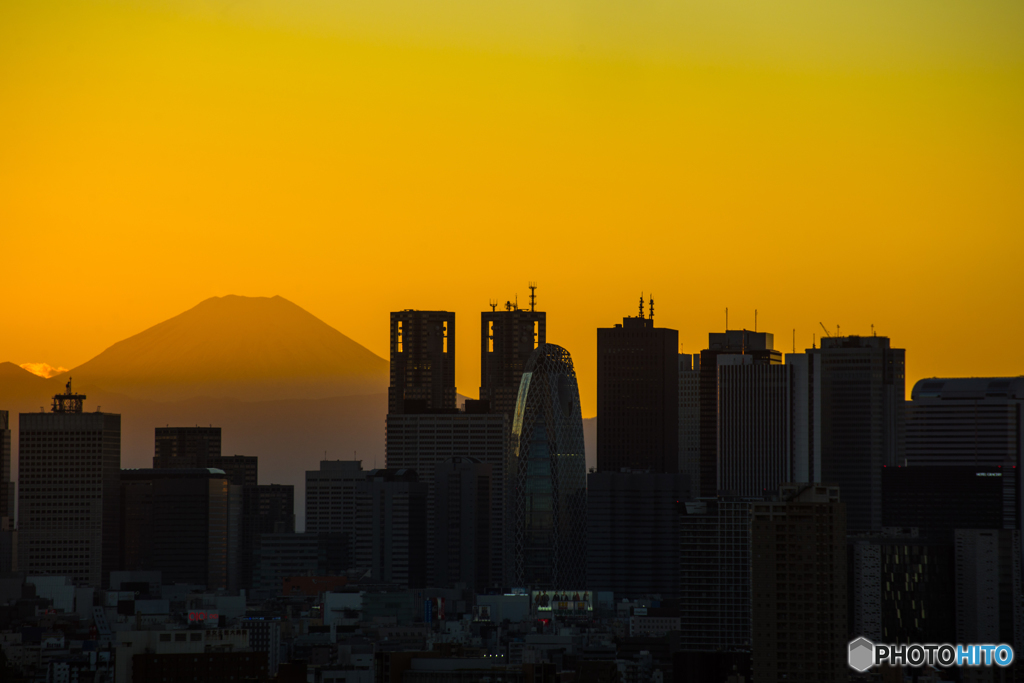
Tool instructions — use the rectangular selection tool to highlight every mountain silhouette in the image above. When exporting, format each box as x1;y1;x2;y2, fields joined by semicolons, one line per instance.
51;295;388;402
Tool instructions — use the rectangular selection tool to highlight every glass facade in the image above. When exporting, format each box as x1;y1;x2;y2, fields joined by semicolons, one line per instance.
510;343;587;589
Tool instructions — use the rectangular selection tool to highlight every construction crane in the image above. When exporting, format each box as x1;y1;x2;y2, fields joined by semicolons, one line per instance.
819;322;832;338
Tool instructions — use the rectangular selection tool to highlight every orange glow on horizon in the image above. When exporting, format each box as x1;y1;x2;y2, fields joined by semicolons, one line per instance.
1;0;1022;416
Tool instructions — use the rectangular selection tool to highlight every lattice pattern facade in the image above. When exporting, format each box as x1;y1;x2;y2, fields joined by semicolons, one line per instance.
509;344;587;590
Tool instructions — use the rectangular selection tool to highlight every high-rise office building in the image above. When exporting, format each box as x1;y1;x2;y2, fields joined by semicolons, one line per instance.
480;287;545;419
210;455;258;487
678;498;753;651
434;457;492;592
751;484;847;683
698;330;781;497
509;343;587;590
386;412;508;588
587;471;689;599
18;383;121;587
906;376;1023;468
679;355;700;499
154;426;222;469
241;484;295;590
809;335;905;534
354;469;427;588
954;529;1023;677
120;468;235;590
305;460;365;538
388;310;456;415
883;465;1016;539
0;410;13;523
597;301;679;473
716;356;795;497
253;532;349;597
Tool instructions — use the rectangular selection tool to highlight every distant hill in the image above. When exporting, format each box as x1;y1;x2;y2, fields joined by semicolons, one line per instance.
49;295;388;402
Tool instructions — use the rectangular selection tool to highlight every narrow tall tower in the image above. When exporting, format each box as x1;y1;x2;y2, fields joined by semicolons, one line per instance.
480;286;545;418
597;301;679;473
389;310;456;414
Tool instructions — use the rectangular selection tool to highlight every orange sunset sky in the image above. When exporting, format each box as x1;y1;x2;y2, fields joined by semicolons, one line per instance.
2;0;1022;416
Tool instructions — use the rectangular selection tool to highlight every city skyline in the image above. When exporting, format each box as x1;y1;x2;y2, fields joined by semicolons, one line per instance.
2;291;1019;420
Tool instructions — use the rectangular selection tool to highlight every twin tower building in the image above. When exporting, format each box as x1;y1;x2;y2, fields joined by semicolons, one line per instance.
383;291;586;594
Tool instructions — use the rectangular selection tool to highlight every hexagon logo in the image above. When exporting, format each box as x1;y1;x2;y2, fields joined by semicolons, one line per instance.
848;637;875;672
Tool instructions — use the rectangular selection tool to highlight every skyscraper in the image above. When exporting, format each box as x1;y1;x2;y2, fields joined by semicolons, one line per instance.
354;468;427;588
154;426;222;469
0;410;12;521
305;460;365;536
716;356;796;497
679;355;701;499
509;343;587;590
810;335;905;533
120;467;235;589
678;498;753;651
434;457;492;592
241;484;295;590
587;471;689;599
906;376;1023;468
385;411;508;588
698;330;781;497
480;287;545;419
388;310;456;414
597;299;679;473
751;484;847;683
18;381;121;587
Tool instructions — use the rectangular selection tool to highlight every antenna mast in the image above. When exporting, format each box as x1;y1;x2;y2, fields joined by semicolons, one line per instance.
725;307;728;330
755;309;757;332
649;294;654;324
489;299;497;312
639;293;645;319
528;282;537;312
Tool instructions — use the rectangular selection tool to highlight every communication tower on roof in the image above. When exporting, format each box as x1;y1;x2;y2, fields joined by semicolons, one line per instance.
52;377;87;413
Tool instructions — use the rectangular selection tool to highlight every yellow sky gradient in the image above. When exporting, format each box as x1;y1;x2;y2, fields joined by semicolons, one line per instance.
2;0;1022;416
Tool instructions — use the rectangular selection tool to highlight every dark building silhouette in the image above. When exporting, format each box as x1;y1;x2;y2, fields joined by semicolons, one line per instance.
210;454;258;487
388;310;456;414
241;484;295;590
954;529;1023;653
18;382;121;587
480;286;545;419
120;468;234;589
678;497;754;651
0;411;12;522
510;343;587;590
586;471;688;599
597;298;678;473
809;335;905;534
698;330;781;497
882;465;1016;539
434;457;492;592
154;426;222;469
253;532;349;597
751;484;847;683
354;469;427;589
386;412;508;589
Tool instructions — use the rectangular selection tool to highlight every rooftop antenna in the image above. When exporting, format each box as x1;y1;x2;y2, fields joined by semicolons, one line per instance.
505;300;512;311
813;333;816;349
639;293;645;319
528;282;537;312
649;294;654;324
725;307;728;330
871;323;875;337
514;295;518;311
837;324;840;337
755;309;757;332
489;299;497;312
792;329;795;354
